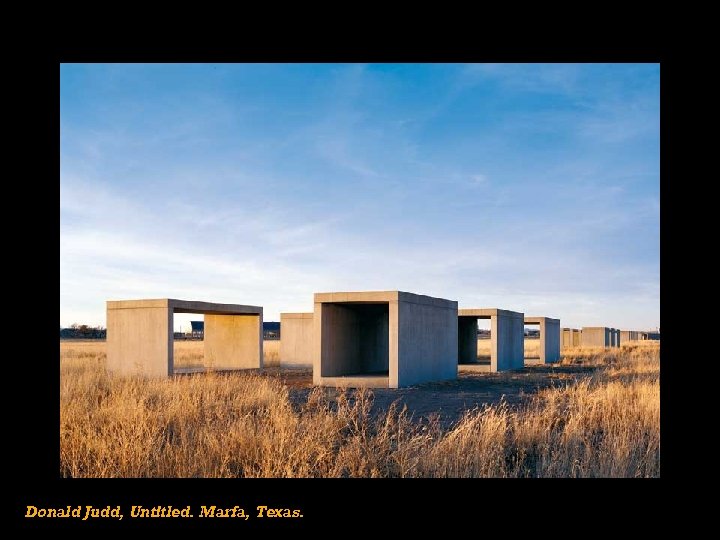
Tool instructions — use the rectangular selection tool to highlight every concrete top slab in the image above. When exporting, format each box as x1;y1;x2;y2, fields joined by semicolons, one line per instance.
458;308;524;319
582;326;610;330
314;291;456;309
107;298;262;315
280;312;313;319
525;316;560;324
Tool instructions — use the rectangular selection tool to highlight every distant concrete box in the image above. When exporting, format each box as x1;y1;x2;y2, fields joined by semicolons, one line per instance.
562;327;581;349
313;291;458;388
581;326;611;348
458;308;524;372
107;299;263;378
525;316;560;364
280;312;313;368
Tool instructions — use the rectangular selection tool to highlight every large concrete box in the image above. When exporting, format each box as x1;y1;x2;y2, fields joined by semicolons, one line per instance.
107;298;262;378
525;316;561;364
313;291;458;388
458;308;524;372
581;326;611;348
280;312;313;367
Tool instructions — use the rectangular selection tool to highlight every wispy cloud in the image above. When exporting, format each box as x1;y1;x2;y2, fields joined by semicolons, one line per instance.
60;63;659;330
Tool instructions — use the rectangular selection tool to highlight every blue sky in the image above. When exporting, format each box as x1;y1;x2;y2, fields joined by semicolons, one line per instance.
60;63;660;331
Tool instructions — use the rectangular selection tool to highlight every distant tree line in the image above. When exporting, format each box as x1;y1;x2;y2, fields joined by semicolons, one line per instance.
60;324;106;339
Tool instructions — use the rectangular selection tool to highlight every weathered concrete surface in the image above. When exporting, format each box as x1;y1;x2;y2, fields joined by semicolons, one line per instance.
458;308;524;372
581;326;611;348
280;312;313;367
313;291;457;388
204;313;262;370
107;303;172;378
107;298;262;377
525;316;561;364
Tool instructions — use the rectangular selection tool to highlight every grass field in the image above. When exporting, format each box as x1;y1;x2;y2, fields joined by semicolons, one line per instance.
60;340;659;477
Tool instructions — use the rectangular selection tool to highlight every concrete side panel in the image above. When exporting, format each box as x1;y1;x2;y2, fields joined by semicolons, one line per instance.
280;313;314;367
396;300;457;387
204;313;263;369
544;318;561;363
107;305;172;377
495;312;524;371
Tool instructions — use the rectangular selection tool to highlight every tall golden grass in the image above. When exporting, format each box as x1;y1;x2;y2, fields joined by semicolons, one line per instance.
60;341;659;477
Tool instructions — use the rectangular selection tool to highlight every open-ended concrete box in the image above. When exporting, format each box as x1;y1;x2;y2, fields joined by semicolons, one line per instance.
312;291;458;388
457;308;524;372
524;316;561;364
107;299;263;377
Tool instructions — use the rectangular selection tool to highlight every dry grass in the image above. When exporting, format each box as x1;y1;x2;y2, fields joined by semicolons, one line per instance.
60;341;659;477
70;339;282;370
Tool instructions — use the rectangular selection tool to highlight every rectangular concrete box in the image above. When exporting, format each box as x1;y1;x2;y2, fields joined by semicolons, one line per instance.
625;330;640;341
458;308;524;372
280;312;313;368
562;328;581;348
107;298;263;378
313;291;458;388
581;326;612;348
525;316;561;364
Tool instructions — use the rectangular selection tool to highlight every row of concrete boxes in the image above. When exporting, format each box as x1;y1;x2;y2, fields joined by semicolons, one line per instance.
106;291;639;389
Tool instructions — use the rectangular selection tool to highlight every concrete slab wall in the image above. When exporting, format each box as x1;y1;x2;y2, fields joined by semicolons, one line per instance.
279;313;314;367
204;313;262;370
107;298;262;378
497;311;525;371
562;328;572;348
396;295;457;387
572;329;581;347
107;304;172;377
581;327;611;348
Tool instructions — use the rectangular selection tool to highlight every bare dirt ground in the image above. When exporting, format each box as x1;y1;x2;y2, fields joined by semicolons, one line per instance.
259;364;595;428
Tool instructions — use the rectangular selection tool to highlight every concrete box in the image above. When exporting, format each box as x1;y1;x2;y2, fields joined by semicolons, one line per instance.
458;308;524;372
525;316;561;364
313;291;458;388
581;326;611;348
107;299;263;378
280;312;313;367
